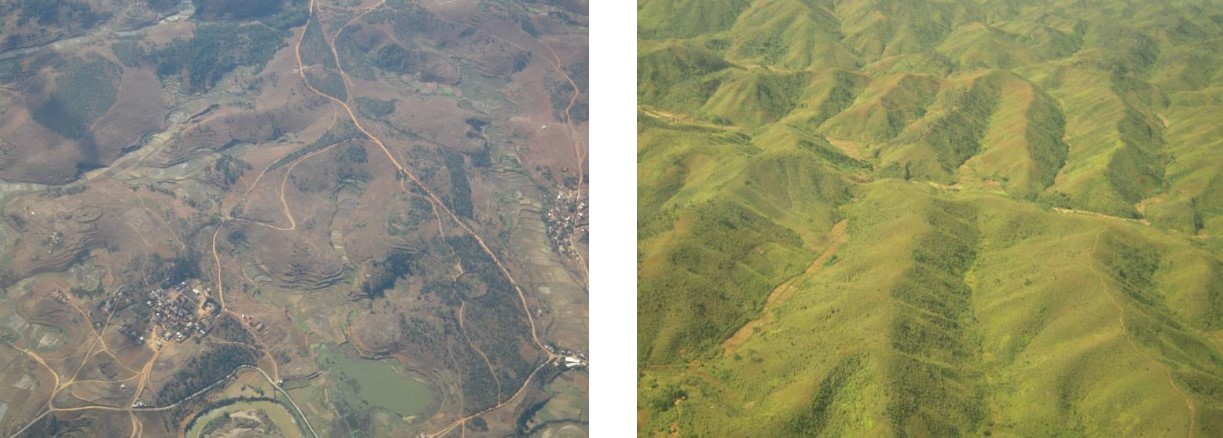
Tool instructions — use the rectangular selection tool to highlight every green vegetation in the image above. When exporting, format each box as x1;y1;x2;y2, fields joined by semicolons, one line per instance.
31;56;121;140
269;120;362;171
360;249;412;298
639;0;1223;436
444;235;539;413
144;23;285;93
298;15;335;69
387;197;432;236
442;148;473;218
191;0;285;21
372;43;423;74
186;399;303;438
355;97;396;119
3;0;103;28
208;154;251;188
157;345;259;405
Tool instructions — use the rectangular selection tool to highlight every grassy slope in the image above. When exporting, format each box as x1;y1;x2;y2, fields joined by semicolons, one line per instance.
639;0;1223;436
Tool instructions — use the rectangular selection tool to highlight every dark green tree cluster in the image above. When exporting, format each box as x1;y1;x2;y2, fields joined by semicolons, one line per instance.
146;23;285;93
355;97;396;119
361;249;414;298
191;0;286;21
442;149;474;218
5;0;103;28
373;44;424;74
156;345;259;404
209;154;251;188
213;314;257;345
787;356;862;436
31;56;121;140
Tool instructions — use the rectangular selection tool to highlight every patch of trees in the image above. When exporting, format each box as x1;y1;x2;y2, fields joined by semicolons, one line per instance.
31;56;121;140
226;228;249;246
463;118;493;168
368;1;448;40
183;397;282;434
565;60;588;95
156;345;259;405
0;59;21;82
298;16;335;68
548;78;587;123
337;144;371;188
458;346;501;414
209;154;251;188
386;197;432;236
513;52;531;73
308;68;349;101
644;384;686;412
518;13;539;38
158;251;202;287
70;281;104;297
145;23;285;93
397;314;448;358
360;249;414;298
355;97;396;119
465;117;489;132
111;40;147;67
192;0;285;21
421;277;461;307
442;149;474;218
445;235;537;393
469;143;493;169
7;0;103;28
147;0;181;12
516;400;549;434
269;121;362;170
373;44;424;74
446;235;511;294
786;355;861;435
337;146;364;166
213;314;257;345
17;414;88;437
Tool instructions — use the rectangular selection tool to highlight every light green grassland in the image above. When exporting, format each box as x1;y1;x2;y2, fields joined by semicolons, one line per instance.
639;0;1223;436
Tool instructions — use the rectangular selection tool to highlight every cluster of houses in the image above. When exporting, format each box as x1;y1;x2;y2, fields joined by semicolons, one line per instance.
544;189;588;259
545;344;588;369
239;313;266;333
118;281;220;347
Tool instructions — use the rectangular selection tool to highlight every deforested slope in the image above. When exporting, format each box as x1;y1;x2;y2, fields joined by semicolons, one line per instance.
639;0;1223;436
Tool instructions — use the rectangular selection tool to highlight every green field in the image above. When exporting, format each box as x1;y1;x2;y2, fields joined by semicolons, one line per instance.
638;0;1223;436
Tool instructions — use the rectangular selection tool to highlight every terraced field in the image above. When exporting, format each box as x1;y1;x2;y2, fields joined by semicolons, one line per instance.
638;0;1223;436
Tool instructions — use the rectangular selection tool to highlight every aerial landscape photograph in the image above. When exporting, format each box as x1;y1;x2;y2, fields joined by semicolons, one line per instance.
0;0;588;436
638;0;1223;436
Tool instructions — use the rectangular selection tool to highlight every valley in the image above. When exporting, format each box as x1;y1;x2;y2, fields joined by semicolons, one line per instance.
638;0;1223;436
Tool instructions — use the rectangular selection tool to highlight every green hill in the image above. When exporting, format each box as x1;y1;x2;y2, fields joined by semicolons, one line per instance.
639;0;1223;436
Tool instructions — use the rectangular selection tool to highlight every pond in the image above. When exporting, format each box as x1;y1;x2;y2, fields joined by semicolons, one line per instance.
318;344;435;418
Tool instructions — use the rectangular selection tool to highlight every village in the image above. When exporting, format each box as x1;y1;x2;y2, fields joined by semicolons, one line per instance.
544;188;588;260
112;280;223;347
